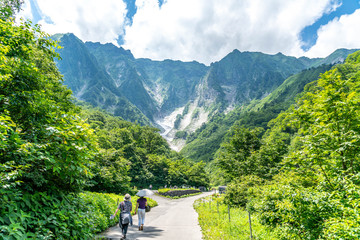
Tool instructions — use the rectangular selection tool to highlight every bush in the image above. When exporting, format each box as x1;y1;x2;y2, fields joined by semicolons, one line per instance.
253;176;360;239
158;188;201;198
0;191;157;239
224;175;263;207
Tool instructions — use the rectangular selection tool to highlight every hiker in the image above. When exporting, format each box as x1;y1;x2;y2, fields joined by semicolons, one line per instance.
135;196;147;231
113;194;133;239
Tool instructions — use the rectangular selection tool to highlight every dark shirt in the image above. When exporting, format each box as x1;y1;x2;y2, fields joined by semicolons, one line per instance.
137;197;147;209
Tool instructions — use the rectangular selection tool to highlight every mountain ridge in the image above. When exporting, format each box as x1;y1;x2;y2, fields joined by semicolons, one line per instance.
53;33;358;152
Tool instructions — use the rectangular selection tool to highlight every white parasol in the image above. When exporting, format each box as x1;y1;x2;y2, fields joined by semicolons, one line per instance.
136;189;154;197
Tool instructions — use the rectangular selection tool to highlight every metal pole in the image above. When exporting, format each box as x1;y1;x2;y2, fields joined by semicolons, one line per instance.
248;211;253;240
228;205;231;222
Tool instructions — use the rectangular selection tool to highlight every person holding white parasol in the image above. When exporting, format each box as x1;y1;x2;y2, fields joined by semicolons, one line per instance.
134;189;153;231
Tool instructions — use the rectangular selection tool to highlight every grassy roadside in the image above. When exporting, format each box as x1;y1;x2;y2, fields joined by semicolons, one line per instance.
194;195;278;240
0;191;158;239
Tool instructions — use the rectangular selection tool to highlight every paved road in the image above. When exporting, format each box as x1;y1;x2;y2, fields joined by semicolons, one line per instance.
97;191;213;240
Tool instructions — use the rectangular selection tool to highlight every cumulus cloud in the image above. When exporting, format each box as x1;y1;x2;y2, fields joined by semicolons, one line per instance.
20;0;128;45
123;0;337;64
18;0;359;64
306;9;360;58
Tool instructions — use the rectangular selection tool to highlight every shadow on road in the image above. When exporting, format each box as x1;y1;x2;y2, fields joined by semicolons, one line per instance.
96;225;164;240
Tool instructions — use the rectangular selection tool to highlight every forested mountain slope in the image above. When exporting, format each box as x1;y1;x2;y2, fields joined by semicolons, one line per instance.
53;33;358;151
216;50;360;239
181;64;334;162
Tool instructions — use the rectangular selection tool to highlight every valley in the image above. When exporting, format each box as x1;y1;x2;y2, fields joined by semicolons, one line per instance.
53;33;357;156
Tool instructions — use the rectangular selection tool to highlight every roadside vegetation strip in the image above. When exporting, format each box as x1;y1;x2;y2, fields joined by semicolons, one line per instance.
157;188;202;199
0;191;157;239
194;195;278;240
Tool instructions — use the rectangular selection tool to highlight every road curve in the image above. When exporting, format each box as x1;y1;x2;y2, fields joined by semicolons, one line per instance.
97;191;213;240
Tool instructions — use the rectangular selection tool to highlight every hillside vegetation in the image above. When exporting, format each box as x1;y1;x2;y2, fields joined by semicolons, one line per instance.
181;64;333;163
214;51;360;239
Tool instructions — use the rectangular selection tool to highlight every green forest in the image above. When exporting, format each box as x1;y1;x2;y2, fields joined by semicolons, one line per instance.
1;1;360;239
0;2;208;239
215;53;360;238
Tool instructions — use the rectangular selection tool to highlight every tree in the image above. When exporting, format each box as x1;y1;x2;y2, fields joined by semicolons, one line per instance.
216;127;263;181
290;52;360;187
0;0;23;20
0;14;96;193
186;161;210;188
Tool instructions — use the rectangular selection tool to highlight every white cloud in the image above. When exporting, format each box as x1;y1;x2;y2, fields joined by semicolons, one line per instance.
19;0;359;65
20;0;127;45
306;9;360;58
17;0;33;21
123;0;337;64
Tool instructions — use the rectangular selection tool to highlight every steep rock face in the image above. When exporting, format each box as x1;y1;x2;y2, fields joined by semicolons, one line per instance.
85;42;209;119
134;59;209;115
85;42;135;87
197;50;319;113
118;68;158;121
53;33;150;125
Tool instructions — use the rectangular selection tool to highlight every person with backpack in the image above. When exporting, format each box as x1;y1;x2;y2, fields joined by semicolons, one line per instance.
134;196;147;231
112;194;133;239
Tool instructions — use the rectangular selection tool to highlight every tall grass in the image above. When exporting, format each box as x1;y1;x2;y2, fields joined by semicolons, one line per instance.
194;195;278;240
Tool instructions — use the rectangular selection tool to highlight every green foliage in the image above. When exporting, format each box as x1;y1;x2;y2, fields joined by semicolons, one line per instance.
174;130;187;139
0;0;23;20
289;57;360;183
0;190;157;239
216;127;263;182
224;175;263;207
79;106;209;191
233;51;360;239
186;161;209;187
174;114;182;129
0;16;96;193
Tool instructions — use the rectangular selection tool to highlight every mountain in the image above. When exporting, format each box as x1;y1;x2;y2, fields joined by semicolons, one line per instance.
52;33;357;153
85;41;209;116
310;48;359;67
52;33;150;125
197;50;319;113
180;64;334;162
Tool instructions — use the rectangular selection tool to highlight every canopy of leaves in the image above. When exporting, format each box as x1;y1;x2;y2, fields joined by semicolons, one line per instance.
218;51;360;239
79;105;210;192
0;16;96;193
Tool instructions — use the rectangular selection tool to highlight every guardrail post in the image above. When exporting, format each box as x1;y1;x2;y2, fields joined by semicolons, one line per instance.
228;205;231;222
248;211;253;240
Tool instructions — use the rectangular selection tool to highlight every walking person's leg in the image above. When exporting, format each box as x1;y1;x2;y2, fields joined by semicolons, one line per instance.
122;223;129;239
138;209;146;230
138;210;142;230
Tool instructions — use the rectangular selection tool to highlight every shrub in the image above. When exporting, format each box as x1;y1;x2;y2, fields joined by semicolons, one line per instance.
224;175;263;207
0;191;157;239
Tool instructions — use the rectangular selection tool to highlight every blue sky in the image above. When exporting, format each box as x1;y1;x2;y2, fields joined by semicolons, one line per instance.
19;0;360;65
300;0;360;51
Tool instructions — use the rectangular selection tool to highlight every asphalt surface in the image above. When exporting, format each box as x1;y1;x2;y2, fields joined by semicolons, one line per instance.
97;191;213;240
